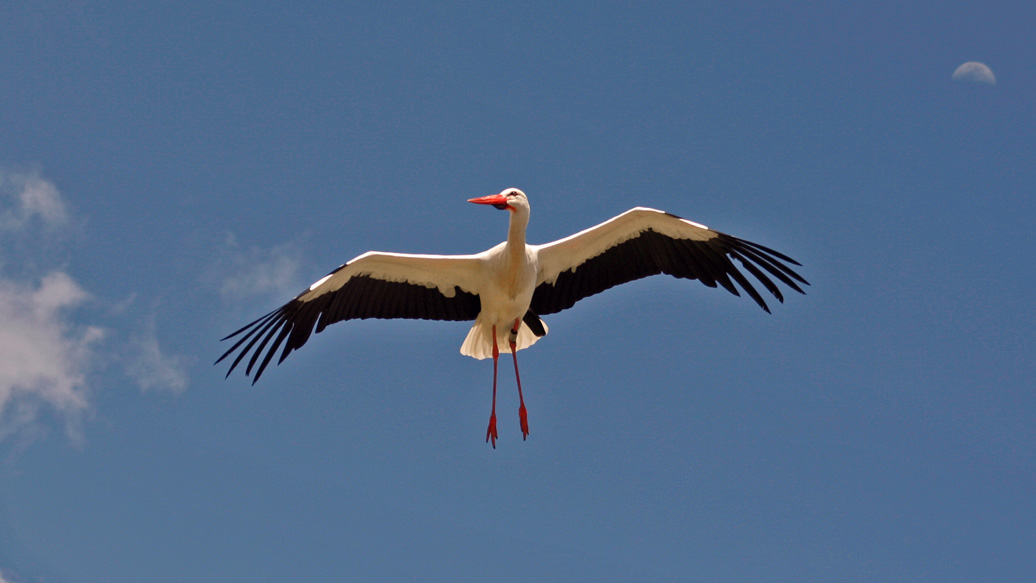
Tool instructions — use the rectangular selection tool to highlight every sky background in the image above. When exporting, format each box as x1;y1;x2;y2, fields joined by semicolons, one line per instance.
1;2;1034;581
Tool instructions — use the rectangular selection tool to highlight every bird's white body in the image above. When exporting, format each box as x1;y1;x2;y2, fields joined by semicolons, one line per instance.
460;243;543;360
219;188;808;446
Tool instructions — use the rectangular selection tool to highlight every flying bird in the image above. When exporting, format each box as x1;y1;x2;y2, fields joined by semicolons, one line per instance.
217;188;808;447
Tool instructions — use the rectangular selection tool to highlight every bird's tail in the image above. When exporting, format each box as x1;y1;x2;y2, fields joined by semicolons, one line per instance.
460;317;548;360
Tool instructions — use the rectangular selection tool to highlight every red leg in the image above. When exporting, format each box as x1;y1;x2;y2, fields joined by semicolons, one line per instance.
510;320;529;440
486;326;499;448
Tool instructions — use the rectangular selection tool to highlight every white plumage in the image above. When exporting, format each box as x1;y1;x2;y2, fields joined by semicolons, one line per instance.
218;188;808;446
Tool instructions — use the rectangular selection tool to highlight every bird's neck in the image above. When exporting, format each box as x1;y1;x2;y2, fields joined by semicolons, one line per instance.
505;209;529;256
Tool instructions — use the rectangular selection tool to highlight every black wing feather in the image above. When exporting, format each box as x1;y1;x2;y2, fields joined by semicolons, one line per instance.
531;229;808;316
217;274;481;383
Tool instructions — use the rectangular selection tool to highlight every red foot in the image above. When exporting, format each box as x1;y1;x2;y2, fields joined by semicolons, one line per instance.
518;404;529;441
486;414;498;448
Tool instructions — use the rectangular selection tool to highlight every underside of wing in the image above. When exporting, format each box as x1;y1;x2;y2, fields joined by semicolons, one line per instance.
531;208;808;316
217;252;484;382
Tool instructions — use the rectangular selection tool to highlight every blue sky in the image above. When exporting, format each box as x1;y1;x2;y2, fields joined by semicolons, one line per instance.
1;2;1033;581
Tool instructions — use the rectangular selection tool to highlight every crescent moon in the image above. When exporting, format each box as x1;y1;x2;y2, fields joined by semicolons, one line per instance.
952;61;996;85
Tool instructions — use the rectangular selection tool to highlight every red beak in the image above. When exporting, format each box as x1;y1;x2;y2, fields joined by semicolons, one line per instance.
467;194;508;206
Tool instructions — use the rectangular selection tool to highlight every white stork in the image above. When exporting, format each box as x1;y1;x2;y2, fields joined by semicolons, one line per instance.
217;188;808;447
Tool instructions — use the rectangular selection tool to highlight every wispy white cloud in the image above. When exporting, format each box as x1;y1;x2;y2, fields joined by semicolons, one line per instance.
1;168;194;448
122;319;190;394
214;234;305;303
0;171;97;446
0;168;67;231
0;274;101;422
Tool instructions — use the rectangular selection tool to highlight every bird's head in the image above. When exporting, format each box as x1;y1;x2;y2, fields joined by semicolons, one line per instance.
468;188;529;213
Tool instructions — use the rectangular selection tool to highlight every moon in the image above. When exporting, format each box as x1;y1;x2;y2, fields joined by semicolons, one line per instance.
952;61;996;85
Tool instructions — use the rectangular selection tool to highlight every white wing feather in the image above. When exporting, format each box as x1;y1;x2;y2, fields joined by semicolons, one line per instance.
535;207;717;286
300;251;487;302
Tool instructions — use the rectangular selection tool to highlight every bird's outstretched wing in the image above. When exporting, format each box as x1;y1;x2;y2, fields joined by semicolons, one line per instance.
532;208;808;316
217;251;485;382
